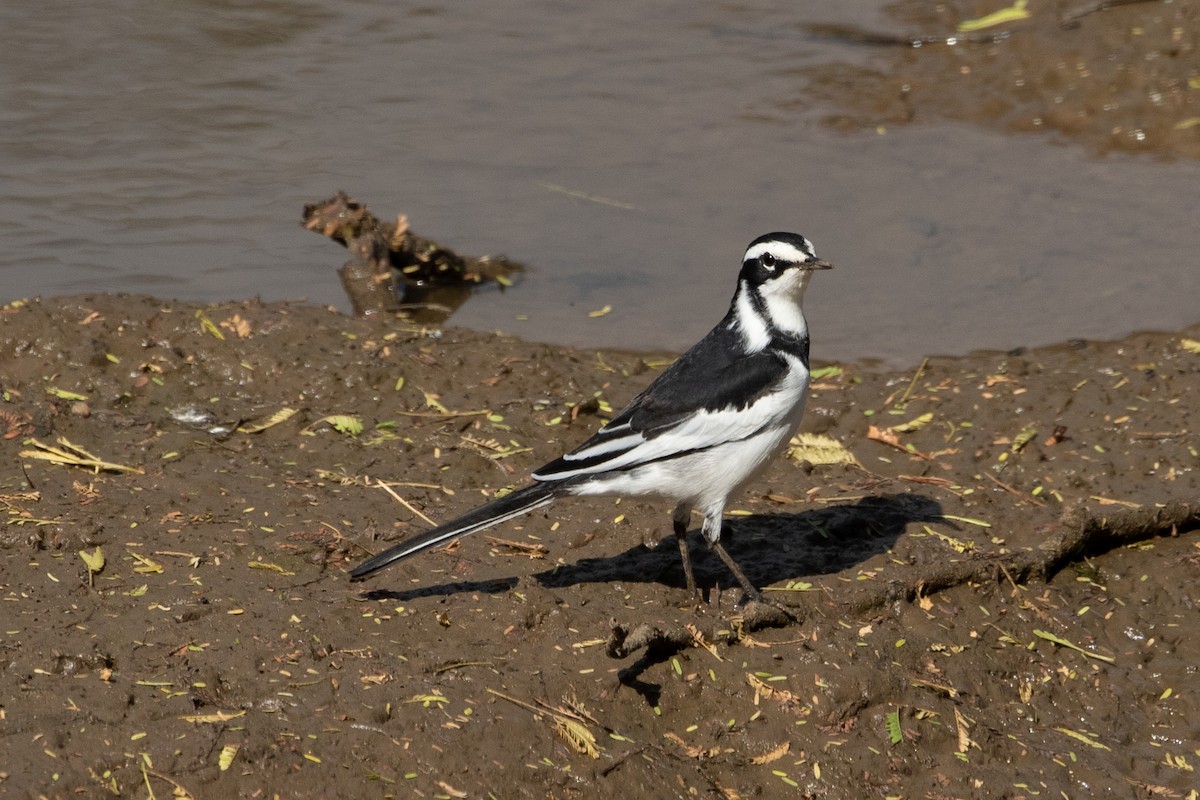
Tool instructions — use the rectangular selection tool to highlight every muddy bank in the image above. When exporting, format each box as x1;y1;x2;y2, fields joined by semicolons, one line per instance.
1;294;1197;799
807;0;1200;159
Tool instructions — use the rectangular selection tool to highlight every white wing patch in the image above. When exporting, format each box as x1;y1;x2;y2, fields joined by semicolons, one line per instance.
559;429;644;462
534;355;809;482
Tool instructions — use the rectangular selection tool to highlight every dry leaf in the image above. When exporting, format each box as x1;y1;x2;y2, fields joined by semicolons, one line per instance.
867;426;934;461
958;0;1030;33
219;314;252;338
303;414;363;436
237;407;297;434
435;781;468;799
751;741;790;765
80;547;105;575
663;731;719;760
787;433;859;467
866;425;901;448
1010;427;1037;453
248;560;295;575
195;310;226;340
893;412;933;433
180;710;245;724
422;390;448;413
954;708;975;752
554;717;600;758
360;673;391;685
20;436;143;474
129;551;164;574
218;743;240;771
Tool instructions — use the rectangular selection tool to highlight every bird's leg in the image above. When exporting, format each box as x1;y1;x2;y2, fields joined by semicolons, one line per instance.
703;514;768;606
709;539;764;604
672;504;699;600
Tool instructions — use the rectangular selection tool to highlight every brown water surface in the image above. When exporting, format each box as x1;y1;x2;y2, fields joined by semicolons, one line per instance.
1;0;1197;366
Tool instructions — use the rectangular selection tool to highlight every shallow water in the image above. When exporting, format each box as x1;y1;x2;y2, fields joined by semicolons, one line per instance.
2;0;1197;366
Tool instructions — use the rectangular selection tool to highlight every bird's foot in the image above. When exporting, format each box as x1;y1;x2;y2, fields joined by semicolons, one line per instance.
679;580;709;611
708;540;791;614
739;597;796;628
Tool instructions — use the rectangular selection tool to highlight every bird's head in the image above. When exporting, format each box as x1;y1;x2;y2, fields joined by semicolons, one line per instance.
728;232;832;350
740;232;833;300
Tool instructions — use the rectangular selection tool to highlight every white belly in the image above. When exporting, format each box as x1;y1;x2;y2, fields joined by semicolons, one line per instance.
560;351;811;542
568;417;800;514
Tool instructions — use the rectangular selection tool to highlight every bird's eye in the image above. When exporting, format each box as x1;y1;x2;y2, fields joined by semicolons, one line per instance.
760;253;777;270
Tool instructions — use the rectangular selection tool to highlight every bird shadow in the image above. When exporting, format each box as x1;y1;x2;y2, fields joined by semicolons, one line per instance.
538;492;943;707
534;492;943;595
354;492;942;604
356;576;519;603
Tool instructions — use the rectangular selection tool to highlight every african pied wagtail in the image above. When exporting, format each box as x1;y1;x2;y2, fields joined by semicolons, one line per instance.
350;232;832;599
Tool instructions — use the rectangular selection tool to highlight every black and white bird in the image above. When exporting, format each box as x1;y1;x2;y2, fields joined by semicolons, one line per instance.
350;232;832;599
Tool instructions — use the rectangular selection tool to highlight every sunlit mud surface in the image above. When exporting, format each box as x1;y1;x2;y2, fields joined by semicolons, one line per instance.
806;0;1200;158
1;295;1197;798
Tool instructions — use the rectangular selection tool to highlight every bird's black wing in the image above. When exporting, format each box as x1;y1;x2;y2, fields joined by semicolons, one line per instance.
532;326;797;480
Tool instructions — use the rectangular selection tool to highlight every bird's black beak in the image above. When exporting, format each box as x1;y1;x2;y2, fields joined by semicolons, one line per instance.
803;259;834;271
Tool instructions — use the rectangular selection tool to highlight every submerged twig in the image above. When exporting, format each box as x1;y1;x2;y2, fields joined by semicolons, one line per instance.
301;191;523;317
804;22;1010;48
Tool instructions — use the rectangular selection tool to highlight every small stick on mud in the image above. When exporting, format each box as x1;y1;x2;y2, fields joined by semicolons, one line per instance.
606;601;794;660
985;471;1047;507
1060;0;1162;28
1038;500;1198;579
607;622;694;660
606;501;1196;660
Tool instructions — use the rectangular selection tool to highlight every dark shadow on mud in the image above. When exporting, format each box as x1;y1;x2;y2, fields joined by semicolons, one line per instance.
357;576;519;602
354;493;941;603
536;493;943;594
539;492;944;707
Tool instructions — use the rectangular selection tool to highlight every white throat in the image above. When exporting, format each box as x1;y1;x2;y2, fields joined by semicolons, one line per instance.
763;290;808;340
731;270;812;352
758;269;812;338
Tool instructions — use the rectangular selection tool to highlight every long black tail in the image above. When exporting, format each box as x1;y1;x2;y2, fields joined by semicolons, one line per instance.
348;483;558;581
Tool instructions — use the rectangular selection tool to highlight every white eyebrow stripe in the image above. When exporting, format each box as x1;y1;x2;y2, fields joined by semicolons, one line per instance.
743;240;813;264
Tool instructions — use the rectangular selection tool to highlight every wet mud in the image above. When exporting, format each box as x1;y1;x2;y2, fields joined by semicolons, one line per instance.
806;0;1200;159
2;294;1197;798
